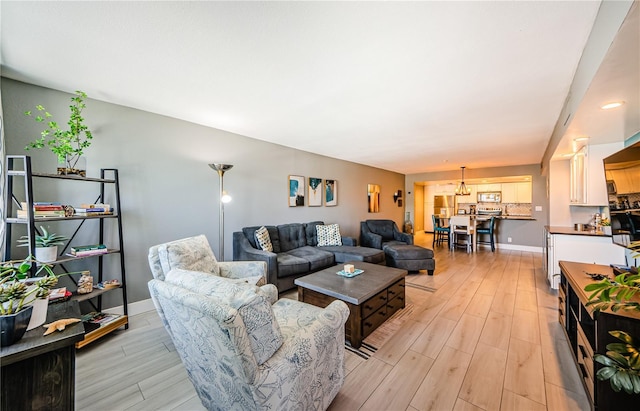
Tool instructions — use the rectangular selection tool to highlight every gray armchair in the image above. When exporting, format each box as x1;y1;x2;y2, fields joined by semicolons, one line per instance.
360;219;413;249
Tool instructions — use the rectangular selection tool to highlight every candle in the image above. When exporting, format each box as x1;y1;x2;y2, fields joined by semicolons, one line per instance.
344;264;355;273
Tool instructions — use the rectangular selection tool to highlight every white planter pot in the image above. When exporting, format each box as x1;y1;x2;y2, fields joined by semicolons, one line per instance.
35;246;58;263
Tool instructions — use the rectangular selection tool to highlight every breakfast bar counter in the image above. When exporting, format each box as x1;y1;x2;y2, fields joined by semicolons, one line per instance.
546;225;612;237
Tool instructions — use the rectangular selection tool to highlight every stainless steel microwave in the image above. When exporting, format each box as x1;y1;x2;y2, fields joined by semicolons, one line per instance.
477;192;501;203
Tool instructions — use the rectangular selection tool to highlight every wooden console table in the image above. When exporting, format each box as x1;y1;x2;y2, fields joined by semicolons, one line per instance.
559;261;640;411
1;300;85;411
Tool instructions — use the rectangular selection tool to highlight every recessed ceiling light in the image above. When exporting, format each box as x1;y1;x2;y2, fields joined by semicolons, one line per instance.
601;101;625;110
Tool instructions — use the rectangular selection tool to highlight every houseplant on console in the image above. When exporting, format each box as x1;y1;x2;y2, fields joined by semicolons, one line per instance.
0;257;59;346
24;90;93;176
585;241;640;394
17;226;67;263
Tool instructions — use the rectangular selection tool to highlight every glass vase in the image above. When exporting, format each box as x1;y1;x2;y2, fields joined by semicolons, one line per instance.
57;154;86;177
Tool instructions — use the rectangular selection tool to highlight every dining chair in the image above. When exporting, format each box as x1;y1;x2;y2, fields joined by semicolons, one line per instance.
449;215;473;253
432;215;450;247
476;216;496;252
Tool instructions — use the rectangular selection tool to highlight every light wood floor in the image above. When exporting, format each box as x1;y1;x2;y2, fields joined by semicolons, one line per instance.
76;232;590;410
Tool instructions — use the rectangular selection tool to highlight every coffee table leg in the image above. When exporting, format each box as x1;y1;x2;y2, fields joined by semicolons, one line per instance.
349;304;362;349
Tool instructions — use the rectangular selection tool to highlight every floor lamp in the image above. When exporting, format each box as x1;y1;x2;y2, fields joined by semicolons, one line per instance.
209;163;233;261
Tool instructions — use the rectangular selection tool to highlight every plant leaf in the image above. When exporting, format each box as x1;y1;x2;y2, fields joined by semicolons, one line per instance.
610;330;634;344
618;370;634;394
596;365;617;380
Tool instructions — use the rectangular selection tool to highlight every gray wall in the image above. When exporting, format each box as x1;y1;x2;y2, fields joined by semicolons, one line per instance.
2;78;404;306
406;164;548;248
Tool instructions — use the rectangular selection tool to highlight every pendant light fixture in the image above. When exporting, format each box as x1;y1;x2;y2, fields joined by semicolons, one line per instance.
455;166;470;196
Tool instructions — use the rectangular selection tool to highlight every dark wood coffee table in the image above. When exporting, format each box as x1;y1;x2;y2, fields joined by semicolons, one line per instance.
295;261;406;349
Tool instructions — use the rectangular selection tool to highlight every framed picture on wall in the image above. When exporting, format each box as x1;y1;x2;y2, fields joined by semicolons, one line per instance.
325;179;337;206
308;177;323;206
289;175;305;207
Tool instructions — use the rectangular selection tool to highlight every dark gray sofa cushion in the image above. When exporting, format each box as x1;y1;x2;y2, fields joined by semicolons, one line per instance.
277;223;307;252
276;253;310;278
286;246;335;272
304;220;325;247
319;245;385;264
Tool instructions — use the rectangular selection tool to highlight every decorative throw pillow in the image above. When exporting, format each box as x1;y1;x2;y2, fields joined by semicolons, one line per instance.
254;226;273;252
158;235;220;276
316;224;342;246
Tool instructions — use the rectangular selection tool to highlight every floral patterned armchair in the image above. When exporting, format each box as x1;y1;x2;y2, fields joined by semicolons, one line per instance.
147;235;350;410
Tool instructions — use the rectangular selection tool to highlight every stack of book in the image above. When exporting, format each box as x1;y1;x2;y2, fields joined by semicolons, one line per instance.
17;202;65;219
48;287;72;304
68;244;108;257
74;203;113;216
81;311;123;333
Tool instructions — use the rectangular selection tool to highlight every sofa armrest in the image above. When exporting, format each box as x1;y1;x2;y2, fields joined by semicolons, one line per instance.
218;261;267;281
233;232;279;286
259;284;278;305
318;300;350;325
361;230;382;249
394;231;414;245
341;236;357;246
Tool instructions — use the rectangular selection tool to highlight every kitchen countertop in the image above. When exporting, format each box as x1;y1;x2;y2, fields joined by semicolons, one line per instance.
463;214;535;221
545;225;612;237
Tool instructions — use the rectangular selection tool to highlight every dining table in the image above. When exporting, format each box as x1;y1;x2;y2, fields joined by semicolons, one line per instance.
441;214;492;252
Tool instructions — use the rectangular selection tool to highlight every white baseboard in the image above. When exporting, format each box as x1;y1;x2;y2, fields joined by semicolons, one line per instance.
106;298;155;316
489;243;543;253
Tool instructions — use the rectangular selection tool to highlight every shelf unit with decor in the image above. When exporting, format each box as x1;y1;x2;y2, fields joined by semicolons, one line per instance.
3;155;128;348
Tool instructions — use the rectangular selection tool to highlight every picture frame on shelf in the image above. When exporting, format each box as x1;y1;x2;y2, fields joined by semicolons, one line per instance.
308;177;323;206
325;179;337;206
289;175;305;207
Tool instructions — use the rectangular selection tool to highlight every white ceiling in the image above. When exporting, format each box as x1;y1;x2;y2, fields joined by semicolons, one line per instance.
1;1;636;175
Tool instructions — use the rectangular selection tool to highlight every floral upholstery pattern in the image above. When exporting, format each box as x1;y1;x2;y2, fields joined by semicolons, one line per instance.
165;269;283;364
158;234;221;276
148;237;349;410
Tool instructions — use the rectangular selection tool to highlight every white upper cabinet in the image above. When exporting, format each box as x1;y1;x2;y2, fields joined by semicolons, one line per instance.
570;146;587;204
516;182;532;203
476;183;501;192
501;183;517;203
501;182;531;203
572;144;622;205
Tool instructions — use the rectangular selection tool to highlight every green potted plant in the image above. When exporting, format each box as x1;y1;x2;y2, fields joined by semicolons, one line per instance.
0;257;59;346
24;90;93;176
585;242;640;394
17;226;68;263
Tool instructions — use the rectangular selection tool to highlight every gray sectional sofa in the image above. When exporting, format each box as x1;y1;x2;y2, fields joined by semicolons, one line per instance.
233;221;385;293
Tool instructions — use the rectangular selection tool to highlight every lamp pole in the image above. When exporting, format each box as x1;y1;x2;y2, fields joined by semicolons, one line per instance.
209;163;233;261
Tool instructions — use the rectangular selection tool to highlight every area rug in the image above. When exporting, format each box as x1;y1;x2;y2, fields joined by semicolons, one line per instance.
345;303;417;359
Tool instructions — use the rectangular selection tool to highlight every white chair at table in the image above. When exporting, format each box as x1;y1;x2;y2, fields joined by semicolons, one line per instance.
449;215;474;253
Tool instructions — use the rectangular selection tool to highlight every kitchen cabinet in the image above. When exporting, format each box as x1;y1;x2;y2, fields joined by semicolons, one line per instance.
516;182;532;203
476;183;501;192
572;144;619;205
500;182;532;203
607;168;640;195
570;147;587;204
501;183;517;203
544;227;625;289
